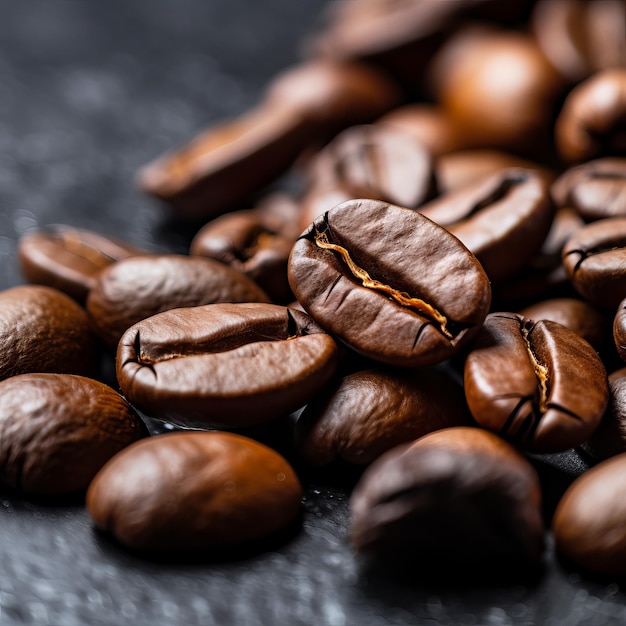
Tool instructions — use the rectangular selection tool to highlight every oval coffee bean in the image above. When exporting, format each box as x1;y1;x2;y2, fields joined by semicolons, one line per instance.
419;168;554;283
552;158;626;221
562;217;626;310
87;254;270;349
0;285;96;381
614;298;626;361
305;124;436;209
117;303;338;428
288;199;491;367
553;453;626;576
296;366;471;465
0;374;146;495
556;69;626;162
464;313;608;452
350;427;545;574
87;431;302;551
18;225;145;304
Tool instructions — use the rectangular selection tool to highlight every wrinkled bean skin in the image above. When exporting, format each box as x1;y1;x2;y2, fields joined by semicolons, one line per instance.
87;254;271;349
551;158;626;221
0;374;146;495
117;303;338;428
288;199;491;368
562;217;626;310
0;285;96;381
18;225;145;304
350;427;545;574
419;168;554;283
296;366;471;465
87;431;302;551
464;313;608;453
553;453;626;576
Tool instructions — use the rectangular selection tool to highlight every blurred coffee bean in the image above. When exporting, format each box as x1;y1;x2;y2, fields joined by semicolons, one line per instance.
296;366;471;465
0;374;146;496
532;0;626;84
562;217;626;309
0;285;95;381
350;427;545;576
553;452;626;576
137;60;401;220
520;297;606;352
552;158;626;221
116;303;338;428
464;313;608;452
289;199;491;367
87;431;302;551
419;168;554;283
18;225;146;304
556;69;626;163
87;254;270;349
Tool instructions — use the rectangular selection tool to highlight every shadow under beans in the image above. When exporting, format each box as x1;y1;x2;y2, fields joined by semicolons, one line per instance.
0;482;86;509
91;509;304;567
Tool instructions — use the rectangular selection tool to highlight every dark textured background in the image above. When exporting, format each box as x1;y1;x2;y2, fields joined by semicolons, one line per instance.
1;2;626;625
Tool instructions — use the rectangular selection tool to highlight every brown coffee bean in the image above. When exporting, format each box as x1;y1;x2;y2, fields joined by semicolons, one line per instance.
532;0;626;84
18;225;145;304
190;210;295;303
87;254;270;349
288;199;492;368
464;313;608;452
614;298;626;361
378;104;459;157
0;285;95;381
553;453;626;576
551;158;626;221
296;366;471;466
556;69;626;163
419;168;555;283
350;427;545;573
87;431;302;551
432;29;564;156
116;303;338;428
562;217;626;310
0;373;146;495
305;124;436;210
436;149;543;194
137;60;400;220
520;297;606;352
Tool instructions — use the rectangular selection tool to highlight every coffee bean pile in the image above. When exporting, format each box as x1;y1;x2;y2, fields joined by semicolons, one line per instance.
3;0;626;580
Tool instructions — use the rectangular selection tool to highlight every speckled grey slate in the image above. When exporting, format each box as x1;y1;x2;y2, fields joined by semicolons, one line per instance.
1;2;626;625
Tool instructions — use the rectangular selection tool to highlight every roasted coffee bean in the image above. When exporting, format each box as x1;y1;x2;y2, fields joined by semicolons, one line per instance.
556;69;626;163
552;158;626;221
87;254;270;349
464;313;608;452
378;104;459;157
87;431;302;551
305;124;436;210
436;149;543;194
553;452;626;576
431;29;563;156
18;225;145;304
190;210;295;303
350;427;545;574
581;368;626;461
0;373;146;495
288;199;491;368
520;298;606;352
0;285;95;380
419;168;554;283
117;303;338;428
614;298;626;361
137;60;400;219
562;217;626;310
296;366;471;466
532;0;626;84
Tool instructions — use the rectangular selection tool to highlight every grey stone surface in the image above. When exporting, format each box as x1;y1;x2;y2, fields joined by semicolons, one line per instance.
0;1;625;625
